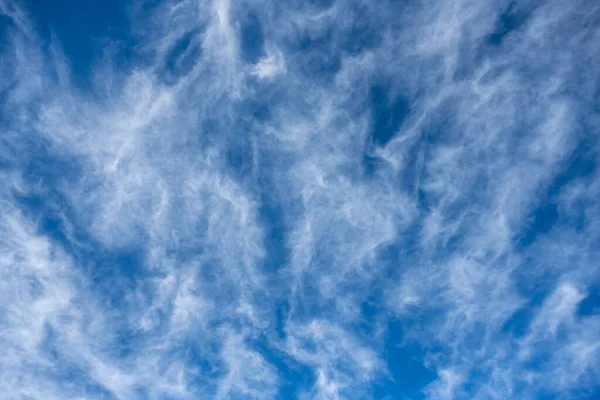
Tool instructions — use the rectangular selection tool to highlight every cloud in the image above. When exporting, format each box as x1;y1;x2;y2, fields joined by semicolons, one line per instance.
251;47;285;80
286;319;382;399
1;0;599;399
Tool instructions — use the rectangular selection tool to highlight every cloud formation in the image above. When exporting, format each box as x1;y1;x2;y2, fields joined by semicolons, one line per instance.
1;0;599;399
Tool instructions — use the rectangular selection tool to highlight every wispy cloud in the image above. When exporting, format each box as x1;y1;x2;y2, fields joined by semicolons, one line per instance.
1;0;599;399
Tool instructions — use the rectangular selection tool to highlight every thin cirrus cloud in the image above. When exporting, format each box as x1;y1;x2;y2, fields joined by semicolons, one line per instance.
0;0;599;399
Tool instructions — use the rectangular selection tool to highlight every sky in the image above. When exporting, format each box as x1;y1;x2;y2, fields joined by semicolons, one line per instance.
0;0;599;399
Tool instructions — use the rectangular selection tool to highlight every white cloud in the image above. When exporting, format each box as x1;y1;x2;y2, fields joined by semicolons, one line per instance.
252;47;286;79
1;0;599;398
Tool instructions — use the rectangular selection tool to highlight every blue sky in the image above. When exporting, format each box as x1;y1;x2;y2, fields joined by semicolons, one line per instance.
1;0;599;399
